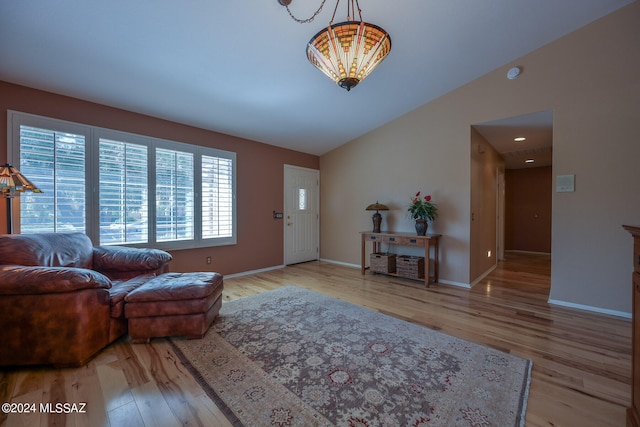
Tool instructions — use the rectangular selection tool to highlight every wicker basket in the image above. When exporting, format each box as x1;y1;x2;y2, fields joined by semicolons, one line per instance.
396;255;425;279
370;252;396;274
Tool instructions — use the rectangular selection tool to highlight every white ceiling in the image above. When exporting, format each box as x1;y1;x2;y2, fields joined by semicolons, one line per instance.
0;0;633;156
474;110;554;170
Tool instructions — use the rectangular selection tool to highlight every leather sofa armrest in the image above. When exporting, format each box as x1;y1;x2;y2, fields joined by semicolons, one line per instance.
0;265;112;295
92;245;172;273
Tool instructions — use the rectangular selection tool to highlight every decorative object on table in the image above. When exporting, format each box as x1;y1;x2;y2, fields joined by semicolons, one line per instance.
365;201;389;233
279;0;392;91
169;286;532;427
0;163;42;234
408;191;437;235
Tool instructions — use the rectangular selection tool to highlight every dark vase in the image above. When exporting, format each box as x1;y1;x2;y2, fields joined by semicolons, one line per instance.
415;219;428;236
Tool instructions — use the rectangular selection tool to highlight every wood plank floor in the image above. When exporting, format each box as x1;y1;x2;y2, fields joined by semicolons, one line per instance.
0;252;632;426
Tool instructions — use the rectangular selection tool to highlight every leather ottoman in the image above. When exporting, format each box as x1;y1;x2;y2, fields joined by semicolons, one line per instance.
124;272;223;343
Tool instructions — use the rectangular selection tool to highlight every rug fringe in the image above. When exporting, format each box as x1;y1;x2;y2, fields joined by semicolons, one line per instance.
167;338;246;427
518;359;533;427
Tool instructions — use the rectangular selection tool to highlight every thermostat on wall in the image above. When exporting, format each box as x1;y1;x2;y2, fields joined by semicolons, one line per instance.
556;174;575;192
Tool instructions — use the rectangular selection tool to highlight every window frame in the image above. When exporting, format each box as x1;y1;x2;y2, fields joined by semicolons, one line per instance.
8;110;237;250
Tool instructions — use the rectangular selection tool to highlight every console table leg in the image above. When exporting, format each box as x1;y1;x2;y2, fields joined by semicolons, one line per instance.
361;238;366;275
433;239;439;283
424;241;430;287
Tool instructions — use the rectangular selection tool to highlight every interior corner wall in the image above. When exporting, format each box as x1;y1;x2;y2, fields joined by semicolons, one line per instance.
505;167;552;253
0;81;319;275
470;128;504;282
320;1;640;313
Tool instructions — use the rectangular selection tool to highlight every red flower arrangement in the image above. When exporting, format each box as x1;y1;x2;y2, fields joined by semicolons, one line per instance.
408;191;438;221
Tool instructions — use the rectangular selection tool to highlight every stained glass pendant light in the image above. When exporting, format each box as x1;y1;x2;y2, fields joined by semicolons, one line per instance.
281;0;391;91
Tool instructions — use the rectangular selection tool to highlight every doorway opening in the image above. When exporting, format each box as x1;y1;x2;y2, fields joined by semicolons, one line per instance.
472;110;553;294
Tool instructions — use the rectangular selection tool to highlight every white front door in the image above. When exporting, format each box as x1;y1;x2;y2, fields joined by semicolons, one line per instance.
284;165;319;265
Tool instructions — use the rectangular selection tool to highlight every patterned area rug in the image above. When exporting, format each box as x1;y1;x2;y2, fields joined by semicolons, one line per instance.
169;286;531;427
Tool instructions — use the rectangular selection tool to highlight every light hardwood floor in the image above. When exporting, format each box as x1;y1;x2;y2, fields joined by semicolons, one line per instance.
0;252;632;426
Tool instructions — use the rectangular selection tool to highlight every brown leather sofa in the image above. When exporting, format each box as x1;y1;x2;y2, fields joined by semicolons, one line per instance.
0;232;172;367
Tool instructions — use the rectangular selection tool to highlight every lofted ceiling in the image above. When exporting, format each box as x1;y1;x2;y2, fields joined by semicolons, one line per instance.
474;110;554;170
0;0;633;156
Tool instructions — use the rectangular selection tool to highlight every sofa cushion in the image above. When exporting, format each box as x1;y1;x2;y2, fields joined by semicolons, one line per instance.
108;274;156;318
0;265;111;295
125;272;223;303
0;232;93;268
93;245;173;272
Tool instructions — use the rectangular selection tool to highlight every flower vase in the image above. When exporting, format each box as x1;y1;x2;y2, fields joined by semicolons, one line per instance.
415;219;428;236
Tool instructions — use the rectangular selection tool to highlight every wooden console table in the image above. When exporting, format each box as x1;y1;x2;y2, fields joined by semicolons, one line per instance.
361;231;440;287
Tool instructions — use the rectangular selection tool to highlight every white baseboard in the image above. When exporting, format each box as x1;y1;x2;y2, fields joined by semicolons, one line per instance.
548;298;631;319
505;250;551;256
225;265;285;279
438;279;471;289
469;264;497;288
319;258;360;269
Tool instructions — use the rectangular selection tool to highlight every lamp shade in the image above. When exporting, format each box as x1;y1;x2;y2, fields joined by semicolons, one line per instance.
307;20;391;91
0;164;42;196
365;202;389;211
1;163;42;234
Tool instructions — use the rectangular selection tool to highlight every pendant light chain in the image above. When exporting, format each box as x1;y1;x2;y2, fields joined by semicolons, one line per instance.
332;0;363;24
330;0;340;24
285;0;329;24
342;0;350;22
284;0;362;24
354;0;363;21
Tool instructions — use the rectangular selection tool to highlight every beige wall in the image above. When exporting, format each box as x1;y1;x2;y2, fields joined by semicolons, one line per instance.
320;1;640;314
0;82;320;275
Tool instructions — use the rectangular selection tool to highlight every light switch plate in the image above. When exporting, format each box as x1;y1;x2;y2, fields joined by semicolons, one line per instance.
556;174;575;192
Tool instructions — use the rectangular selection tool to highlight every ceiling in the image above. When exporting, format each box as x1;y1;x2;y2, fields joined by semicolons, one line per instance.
474;110;554;170
0;0;633;156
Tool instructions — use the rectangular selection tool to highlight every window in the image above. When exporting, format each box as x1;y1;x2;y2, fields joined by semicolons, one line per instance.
99;138;148;244
298;188;308;211
156;148;194;242
8;111;236;249
202;155;233;238
18;125;88;234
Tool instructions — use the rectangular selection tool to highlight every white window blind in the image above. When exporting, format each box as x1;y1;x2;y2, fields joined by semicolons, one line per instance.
202;155;233;238
18;125;86;233
156;148;194;242
99;138;148;244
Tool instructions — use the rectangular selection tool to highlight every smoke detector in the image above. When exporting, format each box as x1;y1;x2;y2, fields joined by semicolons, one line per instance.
507;67;521;80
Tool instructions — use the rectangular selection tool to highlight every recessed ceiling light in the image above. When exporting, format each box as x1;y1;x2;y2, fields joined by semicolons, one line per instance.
525;159;535;163
514;137;526;142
